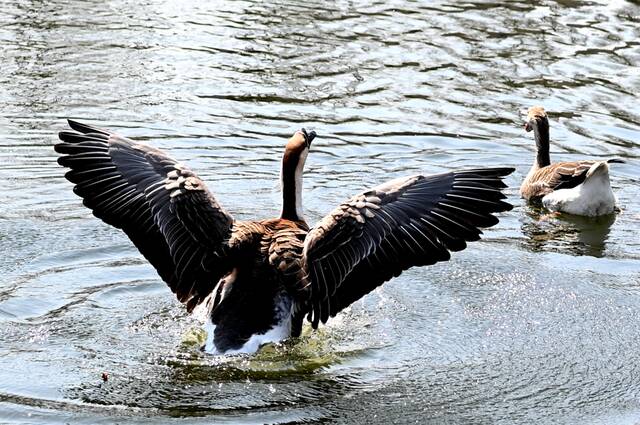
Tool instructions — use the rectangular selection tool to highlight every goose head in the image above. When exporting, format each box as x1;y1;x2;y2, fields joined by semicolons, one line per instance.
280;128;316;222
524;106;551;167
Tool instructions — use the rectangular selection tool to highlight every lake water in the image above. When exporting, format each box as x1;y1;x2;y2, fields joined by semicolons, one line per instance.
1;1;639;423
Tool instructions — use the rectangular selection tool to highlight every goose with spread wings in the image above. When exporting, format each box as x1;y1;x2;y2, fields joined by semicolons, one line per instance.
55;121;514;354
520;106;623;216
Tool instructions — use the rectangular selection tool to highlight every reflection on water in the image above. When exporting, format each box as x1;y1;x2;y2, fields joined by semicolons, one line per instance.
521;203;617;257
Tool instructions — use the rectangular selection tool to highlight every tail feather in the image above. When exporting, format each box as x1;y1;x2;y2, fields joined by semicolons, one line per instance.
586;161;609;179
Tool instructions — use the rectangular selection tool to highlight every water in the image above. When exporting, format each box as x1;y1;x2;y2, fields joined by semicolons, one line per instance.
1;0;639;423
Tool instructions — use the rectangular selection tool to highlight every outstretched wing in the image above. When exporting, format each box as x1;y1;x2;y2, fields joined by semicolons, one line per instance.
55;120;234;311
301;168;514;327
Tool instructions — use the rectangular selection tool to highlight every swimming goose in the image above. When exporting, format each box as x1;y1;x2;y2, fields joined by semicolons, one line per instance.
55;120;514;354
520;106;623;216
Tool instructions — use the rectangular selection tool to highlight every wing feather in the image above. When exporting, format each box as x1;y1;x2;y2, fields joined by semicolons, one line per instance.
522;161;595;200
55;120;234;310
301;168;514;326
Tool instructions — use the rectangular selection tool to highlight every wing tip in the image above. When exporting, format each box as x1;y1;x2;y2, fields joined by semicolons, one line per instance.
67;119;85;132
498;199;514;212
493;166;516;176
458;167;515;177
66;119;110;135
53;142;67;154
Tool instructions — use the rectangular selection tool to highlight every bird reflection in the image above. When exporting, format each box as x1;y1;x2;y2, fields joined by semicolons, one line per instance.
521;203;617;257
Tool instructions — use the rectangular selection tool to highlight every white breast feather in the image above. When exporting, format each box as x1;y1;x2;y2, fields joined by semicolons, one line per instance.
542;162;616;216
203;316;292;355
202;296;293;355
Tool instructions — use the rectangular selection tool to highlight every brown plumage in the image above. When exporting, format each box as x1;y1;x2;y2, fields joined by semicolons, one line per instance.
55;120;514;354
520;159;597;200
520;106;622;202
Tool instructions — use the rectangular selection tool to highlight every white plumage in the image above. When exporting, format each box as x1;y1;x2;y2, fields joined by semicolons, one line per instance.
542;162;616;216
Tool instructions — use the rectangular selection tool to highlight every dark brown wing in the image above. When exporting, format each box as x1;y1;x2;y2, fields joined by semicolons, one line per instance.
301;168;514;327
55;120;234;311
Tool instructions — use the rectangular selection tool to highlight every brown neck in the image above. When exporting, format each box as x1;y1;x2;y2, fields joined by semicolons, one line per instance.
280;148;307;221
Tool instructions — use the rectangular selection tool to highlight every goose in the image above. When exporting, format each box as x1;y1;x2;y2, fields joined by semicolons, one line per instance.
520;106;623;216
55;120;514;355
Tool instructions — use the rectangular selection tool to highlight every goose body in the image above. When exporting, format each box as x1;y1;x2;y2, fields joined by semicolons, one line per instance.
520;106;621;217
55;120;514;354
541;162;616;216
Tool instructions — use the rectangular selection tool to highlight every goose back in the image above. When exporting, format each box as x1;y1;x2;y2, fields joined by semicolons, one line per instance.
520;160;596;200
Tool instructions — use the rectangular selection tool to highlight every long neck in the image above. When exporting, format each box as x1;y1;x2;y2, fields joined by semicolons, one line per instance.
533;119;550;168
280;149;307;221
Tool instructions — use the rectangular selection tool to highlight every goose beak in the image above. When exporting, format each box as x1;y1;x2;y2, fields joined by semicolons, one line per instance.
524;121;533;132
299;128;317;147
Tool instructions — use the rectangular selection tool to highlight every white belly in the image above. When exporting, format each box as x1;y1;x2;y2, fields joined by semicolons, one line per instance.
542;164;616;217
197;289;293;355
543;187;615;216
202;314;291;355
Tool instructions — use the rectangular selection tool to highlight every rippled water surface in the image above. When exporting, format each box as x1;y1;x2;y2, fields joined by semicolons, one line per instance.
1;1;640;423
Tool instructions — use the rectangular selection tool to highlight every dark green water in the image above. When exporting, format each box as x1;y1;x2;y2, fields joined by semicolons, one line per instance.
1;1;639;423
